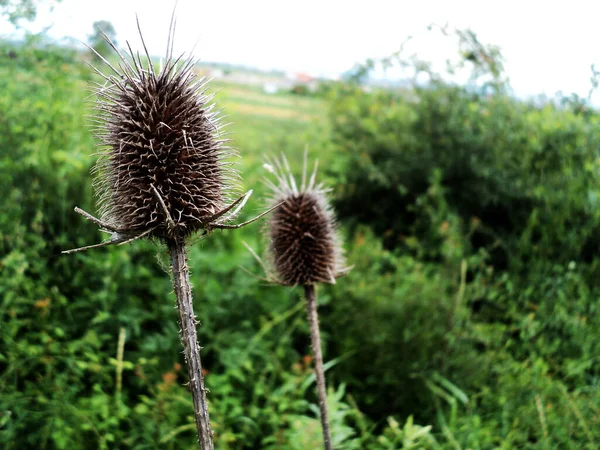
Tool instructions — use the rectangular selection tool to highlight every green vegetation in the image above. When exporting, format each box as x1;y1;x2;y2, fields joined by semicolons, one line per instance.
1;30;600;450
88;20;118;62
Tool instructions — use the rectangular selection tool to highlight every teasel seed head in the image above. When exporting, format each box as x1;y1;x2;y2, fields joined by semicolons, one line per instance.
89;23;239;241
264;153;349;286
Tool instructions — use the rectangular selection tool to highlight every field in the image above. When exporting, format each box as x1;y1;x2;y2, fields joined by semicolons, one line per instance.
207;80;328;189
2;37;600;450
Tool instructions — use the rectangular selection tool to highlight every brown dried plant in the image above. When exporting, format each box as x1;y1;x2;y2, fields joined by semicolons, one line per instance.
249;152;351;450
62;17;276;450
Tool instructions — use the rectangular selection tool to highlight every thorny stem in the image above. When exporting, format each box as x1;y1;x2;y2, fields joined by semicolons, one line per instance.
304;284;333;450
168;238;214;450
115;327;126;409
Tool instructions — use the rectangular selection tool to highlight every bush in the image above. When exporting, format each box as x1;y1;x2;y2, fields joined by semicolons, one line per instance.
320;34;600;447
328;81;600;269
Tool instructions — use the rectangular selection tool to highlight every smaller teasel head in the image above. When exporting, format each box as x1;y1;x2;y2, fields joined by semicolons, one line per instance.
90;20;240;242
263;152;349;286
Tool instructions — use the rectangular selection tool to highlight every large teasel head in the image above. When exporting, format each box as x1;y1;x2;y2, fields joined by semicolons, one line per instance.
263;153;350;286
89;20;240;241
62;21;274;255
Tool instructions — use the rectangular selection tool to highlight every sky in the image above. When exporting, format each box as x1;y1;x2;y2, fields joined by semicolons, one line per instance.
5;0;600;102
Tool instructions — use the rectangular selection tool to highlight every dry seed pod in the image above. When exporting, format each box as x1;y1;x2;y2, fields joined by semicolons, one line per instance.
261;152;350;450
62;22;276;256
90;25;239;241
264;153;348;285
62;19;279;450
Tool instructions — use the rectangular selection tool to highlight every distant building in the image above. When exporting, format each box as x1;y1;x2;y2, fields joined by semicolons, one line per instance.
287;72;318;93
294;72;314;84
193;62;322;93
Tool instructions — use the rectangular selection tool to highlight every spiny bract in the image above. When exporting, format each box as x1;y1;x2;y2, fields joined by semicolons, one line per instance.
91;28;238;240
264;154;348;286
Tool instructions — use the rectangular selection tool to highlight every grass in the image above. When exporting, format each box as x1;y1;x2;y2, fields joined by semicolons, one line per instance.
205;81;329;198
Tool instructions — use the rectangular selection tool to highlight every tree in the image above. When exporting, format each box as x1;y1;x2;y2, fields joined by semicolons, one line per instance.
88;20;117;61
0;0;53;25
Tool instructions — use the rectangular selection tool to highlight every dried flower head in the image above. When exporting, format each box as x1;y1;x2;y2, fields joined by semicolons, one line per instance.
263;153;349;286
90;22;241;241
63;21;277;255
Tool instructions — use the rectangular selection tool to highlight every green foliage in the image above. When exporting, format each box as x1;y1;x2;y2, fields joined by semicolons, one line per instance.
88;20;118;61
3;28;600;450
328;81;600;267
322;30;600;448
1;0;37;24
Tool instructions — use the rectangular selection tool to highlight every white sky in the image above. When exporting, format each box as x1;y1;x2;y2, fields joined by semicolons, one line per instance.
5;0;600;102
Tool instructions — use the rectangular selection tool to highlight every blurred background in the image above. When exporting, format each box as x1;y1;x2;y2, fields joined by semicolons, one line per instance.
2;0;600;448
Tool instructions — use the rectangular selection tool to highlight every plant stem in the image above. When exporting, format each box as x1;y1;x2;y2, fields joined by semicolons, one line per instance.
115;327;126;410
168;238;214;450
304;284;333;450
